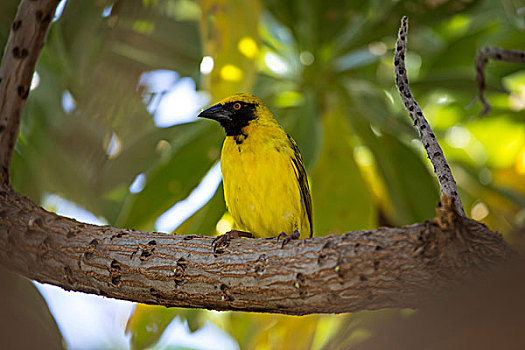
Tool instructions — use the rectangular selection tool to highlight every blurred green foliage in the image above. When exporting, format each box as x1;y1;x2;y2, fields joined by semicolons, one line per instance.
1;0;524;348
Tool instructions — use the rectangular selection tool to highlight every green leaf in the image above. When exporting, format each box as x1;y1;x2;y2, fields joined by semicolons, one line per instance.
126;305;205;350
126;304;180;350
118;122;223;230
282;89;322;169
310;109;376;235
100;124;193;195
344;80;414;136
467;116;525;168
353;118;439;225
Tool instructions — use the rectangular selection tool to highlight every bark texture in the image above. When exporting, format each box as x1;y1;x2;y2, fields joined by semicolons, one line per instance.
394;17;465;216
0;0;60;183
0;184;513;315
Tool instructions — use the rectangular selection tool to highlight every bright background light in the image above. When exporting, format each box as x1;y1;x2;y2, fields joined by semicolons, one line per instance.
139;70;209;127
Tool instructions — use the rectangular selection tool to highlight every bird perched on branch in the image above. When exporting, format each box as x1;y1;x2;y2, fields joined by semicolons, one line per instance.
198;93;313;250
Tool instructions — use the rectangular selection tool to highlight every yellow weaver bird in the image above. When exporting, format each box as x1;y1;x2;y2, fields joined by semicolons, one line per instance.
198;93;313;249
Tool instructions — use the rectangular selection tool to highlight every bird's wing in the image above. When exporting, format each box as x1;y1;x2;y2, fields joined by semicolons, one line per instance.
286;134;313;237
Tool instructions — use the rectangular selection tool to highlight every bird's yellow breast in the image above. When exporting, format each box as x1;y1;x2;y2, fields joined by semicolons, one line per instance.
221;124;311;238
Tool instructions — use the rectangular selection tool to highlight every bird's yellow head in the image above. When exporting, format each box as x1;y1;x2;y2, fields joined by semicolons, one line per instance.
198;93;276;136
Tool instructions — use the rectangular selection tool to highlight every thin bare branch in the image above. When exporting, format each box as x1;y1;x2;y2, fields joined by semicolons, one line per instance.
0;0;60;184
475;47;525;115
393;16;465;217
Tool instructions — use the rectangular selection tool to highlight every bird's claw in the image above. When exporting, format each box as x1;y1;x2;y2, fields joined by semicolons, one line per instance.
212;230;252;252
277;229;300;248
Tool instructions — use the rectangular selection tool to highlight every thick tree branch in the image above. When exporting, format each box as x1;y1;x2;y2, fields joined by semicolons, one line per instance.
475;47;525;115
394;17;465;217
0;0;60;184
0;6;516;315
0;184;514;314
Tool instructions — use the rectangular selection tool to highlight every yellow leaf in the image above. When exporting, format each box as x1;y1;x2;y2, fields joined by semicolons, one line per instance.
199;0;261;100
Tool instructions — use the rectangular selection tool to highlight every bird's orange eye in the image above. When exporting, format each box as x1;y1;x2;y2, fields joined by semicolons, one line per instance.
233;102;242;110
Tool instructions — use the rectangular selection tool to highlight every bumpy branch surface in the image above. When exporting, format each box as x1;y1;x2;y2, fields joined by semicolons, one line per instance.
0;0;60;184
0;6;514;315
0;184;513;314
475;47;525;115
394;17;465;217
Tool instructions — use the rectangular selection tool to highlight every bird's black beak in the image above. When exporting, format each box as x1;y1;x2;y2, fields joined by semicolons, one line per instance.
197;103;232;123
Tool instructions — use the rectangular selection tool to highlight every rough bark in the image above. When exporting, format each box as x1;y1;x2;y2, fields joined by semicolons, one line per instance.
0;184;514;315
0;3;517;315
0;0;60;184
394;17;465;216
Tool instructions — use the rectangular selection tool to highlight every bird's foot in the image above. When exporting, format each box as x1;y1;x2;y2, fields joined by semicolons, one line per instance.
212;230;253;252
277;229;300;248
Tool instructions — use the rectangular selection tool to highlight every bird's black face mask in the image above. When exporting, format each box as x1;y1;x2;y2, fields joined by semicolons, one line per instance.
198;101;257;136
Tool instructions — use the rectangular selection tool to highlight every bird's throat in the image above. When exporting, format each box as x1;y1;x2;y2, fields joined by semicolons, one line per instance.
233;133;248;145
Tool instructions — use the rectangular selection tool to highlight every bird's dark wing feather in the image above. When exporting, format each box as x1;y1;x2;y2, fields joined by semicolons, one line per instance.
287;134;313;237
